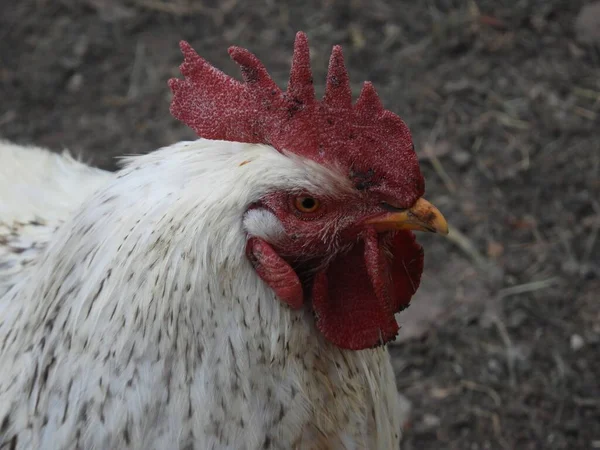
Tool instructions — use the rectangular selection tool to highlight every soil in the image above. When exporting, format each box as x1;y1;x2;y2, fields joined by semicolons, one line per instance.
1;0;599;448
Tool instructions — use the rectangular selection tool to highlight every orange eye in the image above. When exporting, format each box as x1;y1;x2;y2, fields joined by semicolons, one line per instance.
294;196;321;213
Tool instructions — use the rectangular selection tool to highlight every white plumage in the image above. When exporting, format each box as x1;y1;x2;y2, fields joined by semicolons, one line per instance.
0;139;404;449
0;141;112;299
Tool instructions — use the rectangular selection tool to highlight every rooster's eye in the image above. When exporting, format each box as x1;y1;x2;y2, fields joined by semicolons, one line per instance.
294;196;321;213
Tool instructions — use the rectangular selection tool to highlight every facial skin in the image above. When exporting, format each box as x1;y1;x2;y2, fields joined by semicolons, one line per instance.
246;188;448;350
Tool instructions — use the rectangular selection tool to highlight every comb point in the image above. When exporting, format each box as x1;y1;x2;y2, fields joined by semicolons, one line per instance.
287;31;314;104
229;46;280;92
324;45;352;108
355;81;384;116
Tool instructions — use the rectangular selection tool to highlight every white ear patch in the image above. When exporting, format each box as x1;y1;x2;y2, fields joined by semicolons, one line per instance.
243;208;286;244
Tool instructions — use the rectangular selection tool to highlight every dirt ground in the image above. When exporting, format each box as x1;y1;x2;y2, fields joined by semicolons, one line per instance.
1;0;599;448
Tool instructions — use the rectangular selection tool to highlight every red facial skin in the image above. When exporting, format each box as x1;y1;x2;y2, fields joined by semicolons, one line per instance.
246;191;424;350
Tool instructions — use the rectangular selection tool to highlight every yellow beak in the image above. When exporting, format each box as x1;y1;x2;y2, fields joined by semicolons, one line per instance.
366;198;449;235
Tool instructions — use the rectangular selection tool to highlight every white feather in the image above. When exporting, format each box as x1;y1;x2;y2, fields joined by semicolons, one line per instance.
0;140;112;298
243;209;286;244
0;138;403;449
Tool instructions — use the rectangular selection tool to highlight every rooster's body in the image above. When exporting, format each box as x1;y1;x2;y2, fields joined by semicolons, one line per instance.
0;140;403;449
0;32;447;449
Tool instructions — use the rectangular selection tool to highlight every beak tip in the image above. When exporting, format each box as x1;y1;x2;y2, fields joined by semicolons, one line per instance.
434;217;449;235
418;198;449;235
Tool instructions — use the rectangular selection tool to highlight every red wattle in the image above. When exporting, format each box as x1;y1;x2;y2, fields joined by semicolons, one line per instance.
246;237;304;309
312;230;423;350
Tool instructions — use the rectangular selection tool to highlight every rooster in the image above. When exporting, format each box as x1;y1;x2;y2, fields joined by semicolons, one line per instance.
0;32;447;449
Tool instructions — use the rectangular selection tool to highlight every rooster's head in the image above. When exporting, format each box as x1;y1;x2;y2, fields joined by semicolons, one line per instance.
169;32;448;350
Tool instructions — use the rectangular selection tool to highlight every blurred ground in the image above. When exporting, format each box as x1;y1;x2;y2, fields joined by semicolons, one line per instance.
1;0;599;448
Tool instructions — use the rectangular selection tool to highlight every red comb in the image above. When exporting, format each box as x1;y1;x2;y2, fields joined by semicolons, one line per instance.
169;32;424;207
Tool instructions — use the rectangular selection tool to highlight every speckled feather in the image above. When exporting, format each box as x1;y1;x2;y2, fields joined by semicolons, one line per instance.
0;139;405;449
0;141;112;299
